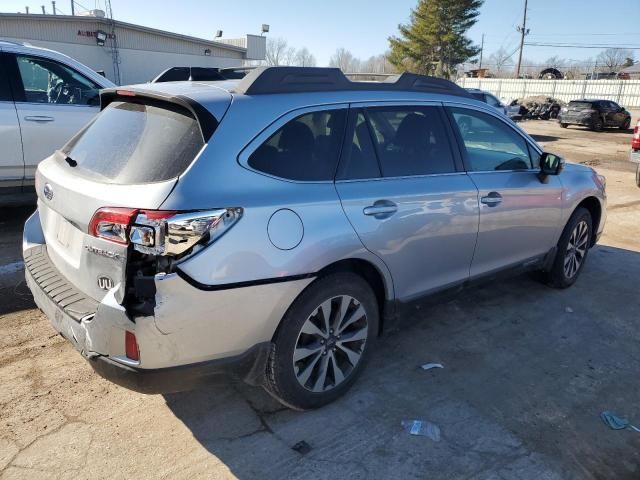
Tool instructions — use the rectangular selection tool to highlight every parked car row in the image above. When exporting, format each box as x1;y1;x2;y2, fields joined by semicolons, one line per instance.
23;66;607;409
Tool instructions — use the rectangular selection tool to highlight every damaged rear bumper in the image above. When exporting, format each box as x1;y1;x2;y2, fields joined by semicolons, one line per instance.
89;342;271;394
23;210;311;393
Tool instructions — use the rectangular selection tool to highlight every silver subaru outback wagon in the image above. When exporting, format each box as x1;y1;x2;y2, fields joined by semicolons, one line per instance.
23;67;606;409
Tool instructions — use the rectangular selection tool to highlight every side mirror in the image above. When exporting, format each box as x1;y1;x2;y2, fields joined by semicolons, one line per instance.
538;152;564;183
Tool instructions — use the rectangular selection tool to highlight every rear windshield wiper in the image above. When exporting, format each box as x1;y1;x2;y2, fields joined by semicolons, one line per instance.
64;156;77;167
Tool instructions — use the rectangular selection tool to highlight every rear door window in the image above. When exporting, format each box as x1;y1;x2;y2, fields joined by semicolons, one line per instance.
61;100;205;184
365;106;456;177
248;109;347;181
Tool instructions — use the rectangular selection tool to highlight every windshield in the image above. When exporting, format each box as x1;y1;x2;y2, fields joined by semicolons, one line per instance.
61;101;205;184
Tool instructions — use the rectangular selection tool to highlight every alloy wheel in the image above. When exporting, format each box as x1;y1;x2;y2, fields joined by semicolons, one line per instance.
293;295;368;392
564;220;589;279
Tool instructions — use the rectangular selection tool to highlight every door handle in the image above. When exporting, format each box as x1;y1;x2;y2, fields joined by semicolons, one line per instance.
24;115;54;122
480;192;503;207
363;201;398;219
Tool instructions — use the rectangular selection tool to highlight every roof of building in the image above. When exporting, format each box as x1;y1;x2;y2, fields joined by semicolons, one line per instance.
620;63;640;74
0;12;248;53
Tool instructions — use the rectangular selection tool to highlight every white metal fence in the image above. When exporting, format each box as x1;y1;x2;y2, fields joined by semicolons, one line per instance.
457;78;640;108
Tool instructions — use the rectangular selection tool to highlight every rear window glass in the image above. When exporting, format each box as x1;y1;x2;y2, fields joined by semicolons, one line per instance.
568;101;594;109
248;109;347;181
61;101;204;184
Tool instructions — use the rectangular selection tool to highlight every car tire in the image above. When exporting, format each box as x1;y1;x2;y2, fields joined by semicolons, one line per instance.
545;207;593;289
265;272;379;410
560;123;568;128
591;118;603;131
620;118;631;130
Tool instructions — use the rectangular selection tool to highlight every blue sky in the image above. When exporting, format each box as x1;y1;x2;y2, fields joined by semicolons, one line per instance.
4;0;639;66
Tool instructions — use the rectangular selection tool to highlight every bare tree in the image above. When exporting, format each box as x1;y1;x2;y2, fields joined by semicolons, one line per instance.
265;37;296;66
596;48;634;72
329;48;358;72
362;54;391;73
544;56;566;70
487;47;514;76
294;48;316;67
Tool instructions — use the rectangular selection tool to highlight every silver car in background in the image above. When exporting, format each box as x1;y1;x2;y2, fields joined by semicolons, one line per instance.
23;67;606;409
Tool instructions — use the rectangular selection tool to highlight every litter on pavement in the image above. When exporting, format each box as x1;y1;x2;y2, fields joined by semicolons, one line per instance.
421;363;444;371
565;307;574;313
291;440;313;455
401;420;441;441
601;411;640;432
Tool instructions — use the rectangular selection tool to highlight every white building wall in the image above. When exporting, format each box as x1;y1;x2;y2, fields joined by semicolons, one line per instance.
3;36;244;85
0;14;251;85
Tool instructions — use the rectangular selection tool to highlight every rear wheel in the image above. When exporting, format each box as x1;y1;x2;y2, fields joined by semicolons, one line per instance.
620;118;631;130
591;118;603;131
560;123;568;128
544;207;593;289
266;273;379;410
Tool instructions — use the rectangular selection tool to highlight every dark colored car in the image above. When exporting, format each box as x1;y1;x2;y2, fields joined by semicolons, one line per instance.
558;99;631;131
151;66;252;83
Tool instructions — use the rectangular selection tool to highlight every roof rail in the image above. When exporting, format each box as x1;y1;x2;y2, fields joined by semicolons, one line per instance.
233;66;470;97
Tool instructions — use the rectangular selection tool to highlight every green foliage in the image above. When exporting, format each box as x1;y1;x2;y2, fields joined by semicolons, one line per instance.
388;0;482;78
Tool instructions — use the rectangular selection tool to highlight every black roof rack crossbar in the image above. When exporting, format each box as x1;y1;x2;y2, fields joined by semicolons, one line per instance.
233;66;471;97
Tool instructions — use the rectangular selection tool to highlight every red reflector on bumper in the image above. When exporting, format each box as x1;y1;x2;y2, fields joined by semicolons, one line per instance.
125;331;140;361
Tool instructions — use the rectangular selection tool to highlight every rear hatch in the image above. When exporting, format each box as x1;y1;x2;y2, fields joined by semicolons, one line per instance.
566;101;595;116
35;84;230;304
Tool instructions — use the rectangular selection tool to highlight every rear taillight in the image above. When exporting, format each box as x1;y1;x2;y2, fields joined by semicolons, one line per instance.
125;331;139;361
632;123;640;150
89;207;242;256
88;207;139;245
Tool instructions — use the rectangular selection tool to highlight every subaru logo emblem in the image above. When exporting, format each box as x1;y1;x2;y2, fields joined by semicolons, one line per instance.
97;275;114;291
43;183;54;201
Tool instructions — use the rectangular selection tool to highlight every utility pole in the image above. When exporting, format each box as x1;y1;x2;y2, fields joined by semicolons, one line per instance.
52;1;56;14
41;5;46;14
515;0;530;78
479;33;485;69
70;0;74;15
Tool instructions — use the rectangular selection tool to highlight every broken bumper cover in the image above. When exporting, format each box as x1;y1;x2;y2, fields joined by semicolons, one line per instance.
23;209;312;393
89;343;271;394
24;251;272;393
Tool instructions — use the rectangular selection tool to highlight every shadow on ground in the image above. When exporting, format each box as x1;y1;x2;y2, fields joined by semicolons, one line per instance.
530;134;562;143
164;245;640;480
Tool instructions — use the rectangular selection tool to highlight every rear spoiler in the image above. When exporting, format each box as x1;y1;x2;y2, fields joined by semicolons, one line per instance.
99;88;218;142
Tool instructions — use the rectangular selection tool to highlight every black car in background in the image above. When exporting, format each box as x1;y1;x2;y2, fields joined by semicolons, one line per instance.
558;99;631;131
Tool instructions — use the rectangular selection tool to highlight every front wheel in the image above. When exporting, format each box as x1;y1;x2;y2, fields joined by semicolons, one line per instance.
545;207;593;289
620;118;631;130
266;273;379;410
560;122;568;128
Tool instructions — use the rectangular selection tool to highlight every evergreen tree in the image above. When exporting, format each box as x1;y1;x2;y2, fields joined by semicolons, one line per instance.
388;0;482;78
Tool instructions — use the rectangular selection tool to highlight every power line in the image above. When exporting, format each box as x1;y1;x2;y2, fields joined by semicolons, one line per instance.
526;42;640;49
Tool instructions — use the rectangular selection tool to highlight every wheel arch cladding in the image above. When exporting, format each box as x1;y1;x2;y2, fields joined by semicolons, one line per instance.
575;196;601;246
271;259;390;341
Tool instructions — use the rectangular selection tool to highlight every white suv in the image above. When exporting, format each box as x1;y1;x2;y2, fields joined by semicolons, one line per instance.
0;40;114;205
